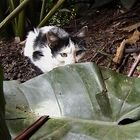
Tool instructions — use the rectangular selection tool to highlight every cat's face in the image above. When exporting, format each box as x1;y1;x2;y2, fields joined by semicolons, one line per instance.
54;39;86;65
46;26;87;65
24;26;88;72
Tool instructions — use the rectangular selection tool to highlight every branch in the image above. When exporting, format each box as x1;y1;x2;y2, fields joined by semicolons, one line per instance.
14;115;49;140
0;0;31;30
128;53;140;77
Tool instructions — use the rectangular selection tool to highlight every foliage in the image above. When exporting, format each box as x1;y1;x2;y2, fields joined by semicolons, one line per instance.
0;0;32;40
0;0;138;40
0;0;76;40
0;66;11;140
3;62;140;139
48;7;76;27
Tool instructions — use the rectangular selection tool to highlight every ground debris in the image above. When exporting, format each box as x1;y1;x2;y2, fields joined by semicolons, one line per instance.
113;39;126;64
113;29;140;64
120;22;140;32
0;40;42;82
125;29;140;45
128;53;140;77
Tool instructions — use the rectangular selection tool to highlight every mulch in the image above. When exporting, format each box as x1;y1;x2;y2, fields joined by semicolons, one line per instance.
0;41;42;82
0;2;140;82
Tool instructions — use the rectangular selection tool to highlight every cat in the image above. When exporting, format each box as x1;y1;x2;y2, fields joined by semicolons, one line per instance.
24;26;87;73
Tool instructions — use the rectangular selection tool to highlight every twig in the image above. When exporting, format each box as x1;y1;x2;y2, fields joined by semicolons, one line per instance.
117;54;129;73
128;53;140;77
19;40;26;45
120;22;140;32
111;47;140;54
98;50;112;60
90;45;106;61
6;117;26;120
125;47;140;54
14;115;49;140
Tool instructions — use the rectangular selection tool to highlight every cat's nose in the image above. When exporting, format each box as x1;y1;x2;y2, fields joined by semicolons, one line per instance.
73;57;77;63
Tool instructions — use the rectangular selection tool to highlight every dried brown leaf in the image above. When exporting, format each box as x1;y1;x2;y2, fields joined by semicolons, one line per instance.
113;30;140;64
113;39;126;64
125;29;140;45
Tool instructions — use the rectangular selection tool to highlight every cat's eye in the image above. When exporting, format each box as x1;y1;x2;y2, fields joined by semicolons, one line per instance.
60;53;67;57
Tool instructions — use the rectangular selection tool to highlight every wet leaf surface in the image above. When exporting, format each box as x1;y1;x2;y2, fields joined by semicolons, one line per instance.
3;62;140;140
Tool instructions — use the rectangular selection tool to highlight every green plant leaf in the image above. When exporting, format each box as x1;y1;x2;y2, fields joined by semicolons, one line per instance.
0;66;11;140
4;62;140;139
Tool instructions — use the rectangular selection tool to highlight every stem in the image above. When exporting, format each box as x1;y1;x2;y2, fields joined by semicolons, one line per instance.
40;0;46;22
128;53;140;77
7;0;18;35
38;0;66;27
17;0;25;40
14;116;49;140
0;0;31;30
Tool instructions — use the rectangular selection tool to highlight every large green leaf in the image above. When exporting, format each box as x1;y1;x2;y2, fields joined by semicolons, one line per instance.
4;62;140;139
0;66;11;140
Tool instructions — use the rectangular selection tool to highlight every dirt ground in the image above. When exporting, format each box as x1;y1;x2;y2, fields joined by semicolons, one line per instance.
0;2;140;82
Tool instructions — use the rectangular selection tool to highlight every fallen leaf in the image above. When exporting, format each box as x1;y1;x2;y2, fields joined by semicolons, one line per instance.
113;30;140;64
113;39;126;64
125;29;140;45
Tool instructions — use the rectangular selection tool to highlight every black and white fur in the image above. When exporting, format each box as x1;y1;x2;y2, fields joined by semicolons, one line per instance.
24;26;87;72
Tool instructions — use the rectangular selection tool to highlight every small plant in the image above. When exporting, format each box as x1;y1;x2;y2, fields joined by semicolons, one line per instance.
49;7;76;27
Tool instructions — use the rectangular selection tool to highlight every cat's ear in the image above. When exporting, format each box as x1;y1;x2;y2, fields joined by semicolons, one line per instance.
75;26;88;38
46;31;59;46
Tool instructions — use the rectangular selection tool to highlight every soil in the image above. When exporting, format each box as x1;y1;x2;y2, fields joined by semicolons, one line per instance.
1;2;140;82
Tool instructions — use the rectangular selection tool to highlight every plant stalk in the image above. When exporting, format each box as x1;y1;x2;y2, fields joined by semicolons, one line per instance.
38;0;66;27
7;0;18;36
17;0;25;40
0;0;31;30
40;0;46;22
